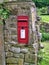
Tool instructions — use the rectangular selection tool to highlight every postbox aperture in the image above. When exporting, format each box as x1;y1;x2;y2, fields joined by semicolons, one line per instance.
17;16;29;44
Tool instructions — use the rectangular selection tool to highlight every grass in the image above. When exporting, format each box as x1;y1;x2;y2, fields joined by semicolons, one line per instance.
41;33;49;42
38;41;49;65
40;15;49;23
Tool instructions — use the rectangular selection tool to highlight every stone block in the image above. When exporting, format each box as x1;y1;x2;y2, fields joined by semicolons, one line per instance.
10;47;20;53
9;23;16;28
13;53;19;58
24;63;35;65
20;48;28;53
4;36;8;42
11;30;17;35
24;62;29;65
25;53;35;63
6;57;18;63
28;47;35;54
13;53;24;58
18;58;24;65
6;51;13;57
29;64;35;65
9;64;18;65
6;64;9;65
19;53;24;58
5;44;10;51
9;41;17;45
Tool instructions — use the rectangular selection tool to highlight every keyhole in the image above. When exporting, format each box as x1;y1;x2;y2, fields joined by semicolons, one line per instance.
22;27;24;29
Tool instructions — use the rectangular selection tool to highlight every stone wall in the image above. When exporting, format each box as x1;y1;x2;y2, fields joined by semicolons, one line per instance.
0;24;6;65
0;24;2;65
2;1;40;65
4;15;36;65
40;22;49;33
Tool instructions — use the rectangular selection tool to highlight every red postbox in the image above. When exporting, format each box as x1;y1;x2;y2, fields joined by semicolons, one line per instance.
17;16;29;44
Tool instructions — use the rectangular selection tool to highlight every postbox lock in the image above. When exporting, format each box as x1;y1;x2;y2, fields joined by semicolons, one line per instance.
17;16;29;44
21;27;24;29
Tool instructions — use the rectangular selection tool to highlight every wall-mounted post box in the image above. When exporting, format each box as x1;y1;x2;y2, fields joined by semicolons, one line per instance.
17;16;29;44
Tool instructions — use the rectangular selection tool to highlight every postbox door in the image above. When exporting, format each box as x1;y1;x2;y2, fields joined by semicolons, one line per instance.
17;16;29;44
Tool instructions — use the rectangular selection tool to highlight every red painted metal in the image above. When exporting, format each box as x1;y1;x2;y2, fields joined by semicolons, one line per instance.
17;16;28;21
17;16;29;44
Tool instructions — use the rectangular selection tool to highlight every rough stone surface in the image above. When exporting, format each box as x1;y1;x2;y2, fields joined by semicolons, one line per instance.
0;25;2;65
40;22;49;33
9;64;18;65
6;51;13;57
25;53;35;63
13;53;24;58
18;58;24;65
0;1;40;65
6;57;18;63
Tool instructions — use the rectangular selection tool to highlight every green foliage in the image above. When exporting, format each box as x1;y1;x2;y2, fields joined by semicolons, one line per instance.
0;4;10;19
33;0;49;7
37;7;49;22
41;33;49;42
37;7;47;15
38;41;49;65
40;27;45;33
40;7;47;14
40;15;49;22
